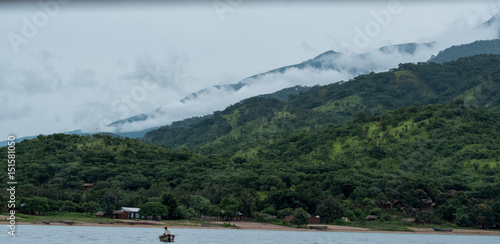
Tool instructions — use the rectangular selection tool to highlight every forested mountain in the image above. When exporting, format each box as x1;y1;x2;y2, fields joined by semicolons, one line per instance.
144;55;500;151
1;54;500;229
1;103;499;227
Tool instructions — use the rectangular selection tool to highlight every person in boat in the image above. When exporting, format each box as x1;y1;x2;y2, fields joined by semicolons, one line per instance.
164;226;171;235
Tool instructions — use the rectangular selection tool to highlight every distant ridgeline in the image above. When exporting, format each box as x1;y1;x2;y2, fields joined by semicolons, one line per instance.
428;39;500;63
144;54;500;150
179;42;435;104
1;54;499;229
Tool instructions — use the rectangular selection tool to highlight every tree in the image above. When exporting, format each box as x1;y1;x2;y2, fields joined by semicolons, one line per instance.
19;197;50;215
269;189;308;211
277;207;294;219
290;208;309;227
48;199;62;212
472;203;495;229
316;196;344;223
492;197;500;228
219;197;240;219
189;195;211;217
436;199;460;222
161;192;179;219
355;112;369;123
81;201;100;215
61;201;79;212
140;202;169;219
0;194;7;211
239;191;256;218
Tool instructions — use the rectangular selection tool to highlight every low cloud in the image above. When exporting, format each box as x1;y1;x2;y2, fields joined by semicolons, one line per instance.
104;14;500;134
0;52;62;95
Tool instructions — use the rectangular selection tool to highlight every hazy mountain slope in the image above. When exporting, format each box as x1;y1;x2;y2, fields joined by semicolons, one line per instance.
98;42;436;137
107;108;163;127
379;42;435;55
181;42;435;104
483;14;500;36
428;39;500;63
143;55;500;150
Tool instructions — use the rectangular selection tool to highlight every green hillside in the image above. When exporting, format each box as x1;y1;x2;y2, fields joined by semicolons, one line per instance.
144;54;500;153
2;54;500;229
2;103;499;228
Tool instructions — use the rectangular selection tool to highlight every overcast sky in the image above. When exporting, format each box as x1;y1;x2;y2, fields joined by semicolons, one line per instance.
1;0;499;138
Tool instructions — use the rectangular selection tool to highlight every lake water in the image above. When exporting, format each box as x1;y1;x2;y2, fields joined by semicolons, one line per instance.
1;225;499;244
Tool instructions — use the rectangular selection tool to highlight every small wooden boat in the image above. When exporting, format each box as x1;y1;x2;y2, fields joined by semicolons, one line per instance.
432;227;453;232
159;234;175;242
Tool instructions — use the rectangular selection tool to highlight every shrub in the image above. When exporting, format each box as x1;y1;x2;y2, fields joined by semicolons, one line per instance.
344;210;356;221
277;207;294;219
221;222;236;227
81;201;100;215
139;202;169;218
176;205;195;219
61;201;79;212
381;213;393;221
415;210;434;224
261;206;277;216
354;209;366;220
333;218;347;225
290;208;309;227
369;207;382;216
19;197;50;214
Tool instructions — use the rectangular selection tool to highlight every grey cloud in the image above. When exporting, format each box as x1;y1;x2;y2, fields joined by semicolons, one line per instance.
0;104;33;121
118;53;189;96
300;42;317;53
71;68;98;88
0;51;62;95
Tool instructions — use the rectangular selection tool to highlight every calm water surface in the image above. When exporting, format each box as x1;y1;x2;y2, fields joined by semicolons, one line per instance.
1;225;499;244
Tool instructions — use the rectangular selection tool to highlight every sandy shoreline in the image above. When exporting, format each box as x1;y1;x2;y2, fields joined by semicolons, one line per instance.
1;217;499;236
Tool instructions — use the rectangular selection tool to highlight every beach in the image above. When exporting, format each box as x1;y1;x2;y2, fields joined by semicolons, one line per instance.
2;215;499;236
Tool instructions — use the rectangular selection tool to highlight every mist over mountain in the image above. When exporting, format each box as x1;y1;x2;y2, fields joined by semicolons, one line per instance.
483;14;500;35
10;36;499;145
180;42;437;104
84;38;498;137
174;12;500;113
8;11;500;142
143;54;500;149
10;36;499;143
103;42;438;135
105;85;314;134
